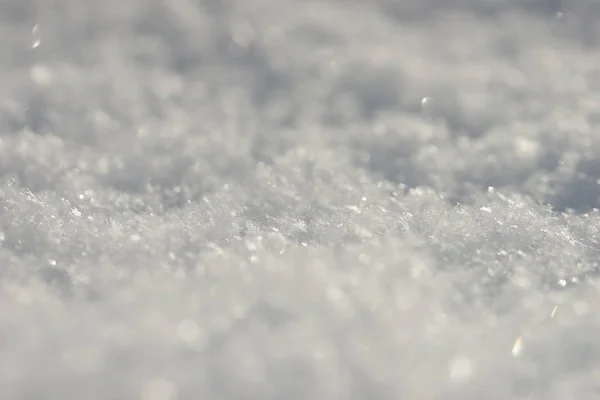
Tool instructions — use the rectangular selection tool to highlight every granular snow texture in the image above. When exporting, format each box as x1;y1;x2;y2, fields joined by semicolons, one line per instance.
2;0;600;399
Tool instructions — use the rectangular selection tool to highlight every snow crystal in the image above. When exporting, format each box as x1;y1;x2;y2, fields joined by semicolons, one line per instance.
2;0;600;399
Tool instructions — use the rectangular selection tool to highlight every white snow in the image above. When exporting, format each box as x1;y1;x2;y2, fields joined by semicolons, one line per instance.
2;0;600;398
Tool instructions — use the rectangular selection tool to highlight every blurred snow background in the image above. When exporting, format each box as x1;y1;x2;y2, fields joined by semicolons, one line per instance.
2;0;600;398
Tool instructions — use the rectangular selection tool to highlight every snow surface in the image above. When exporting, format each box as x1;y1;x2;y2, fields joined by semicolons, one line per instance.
3;0;600;398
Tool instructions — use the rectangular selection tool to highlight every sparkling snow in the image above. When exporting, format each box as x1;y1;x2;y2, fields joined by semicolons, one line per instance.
2;0;600;399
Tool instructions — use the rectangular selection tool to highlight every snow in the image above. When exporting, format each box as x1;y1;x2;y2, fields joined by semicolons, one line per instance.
2;0;600;398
